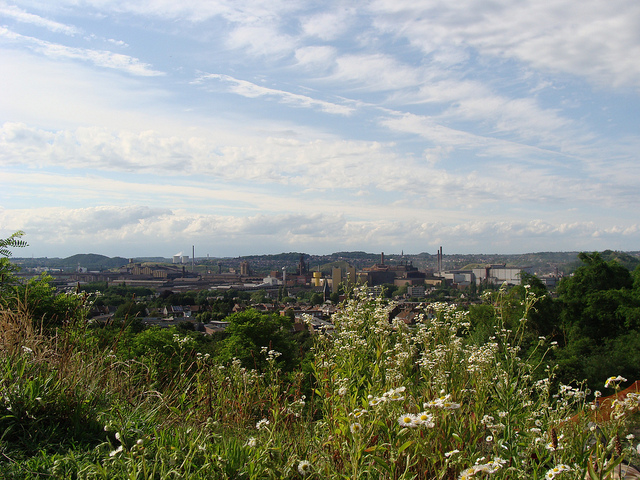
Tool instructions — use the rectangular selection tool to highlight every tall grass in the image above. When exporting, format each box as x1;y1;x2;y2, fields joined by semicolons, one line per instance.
1;286;639;479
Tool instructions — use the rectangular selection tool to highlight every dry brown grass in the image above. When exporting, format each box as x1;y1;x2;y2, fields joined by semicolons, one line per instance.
0;294;45;357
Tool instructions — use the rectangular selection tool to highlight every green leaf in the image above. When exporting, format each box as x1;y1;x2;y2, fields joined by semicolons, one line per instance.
398;440;413;453
371;455;392;474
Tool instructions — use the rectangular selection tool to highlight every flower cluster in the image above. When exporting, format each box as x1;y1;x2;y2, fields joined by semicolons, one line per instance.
397;412;436;428
604;375;627;389
172;334;194;346
423;394;461;410
609;392;640;419
458;457;507;479
368;386;406;406
260;347;282;361
544;464;571;479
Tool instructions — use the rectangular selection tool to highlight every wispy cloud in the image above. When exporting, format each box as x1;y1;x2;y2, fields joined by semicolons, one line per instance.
369;0;640;89
195;74;354;115
0;27;163;76
4;121;638;215
0;4;80;35
329;53;423;92
300;7;355;41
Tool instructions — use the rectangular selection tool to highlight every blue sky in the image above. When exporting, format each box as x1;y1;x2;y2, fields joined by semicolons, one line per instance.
1;0;640;258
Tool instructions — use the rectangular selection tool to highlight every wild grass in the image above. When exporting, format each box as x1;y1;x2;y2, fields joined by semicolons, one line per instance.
1;286;639;479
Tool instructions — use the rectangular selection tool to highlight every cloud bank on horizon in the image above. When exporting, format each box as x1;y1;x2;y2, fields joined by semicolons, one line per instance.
1;0;640;258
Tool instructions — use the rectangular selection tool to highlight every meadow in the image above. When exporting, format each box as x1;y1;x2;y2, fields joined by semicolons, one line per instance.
2;281;640;480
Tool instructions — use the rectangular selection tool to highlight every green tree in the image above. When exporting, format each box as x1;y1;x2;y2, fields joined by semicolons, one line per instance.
12;274;88;328
216;309;296;371
250;289;268;304
1;232;87;329
309;292;323;306
557;252;635;341
113;301;148;320
554;252;640;388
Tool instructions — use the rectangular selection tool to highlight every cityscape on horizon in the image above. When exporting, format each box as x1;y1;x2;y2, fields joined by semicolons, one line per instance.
9;243;640;263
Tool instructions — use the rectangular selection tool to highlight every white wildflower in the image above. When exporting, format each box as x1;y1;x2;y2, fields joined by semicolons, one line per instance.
298;460;311;476
109;445;124;457
256;418;270;430
245;437;257;447
398;414;417;428
414;412;435;428
605;376;627;388
545;464;571;478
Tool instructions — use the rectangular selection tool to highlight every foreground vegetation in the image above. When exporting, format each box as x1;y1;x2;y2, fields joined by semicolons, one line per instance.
2;234;640;479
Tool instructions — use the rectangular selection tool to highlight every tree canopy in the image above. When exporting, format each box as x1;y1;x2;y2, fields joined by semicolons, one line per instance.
216;309;297;371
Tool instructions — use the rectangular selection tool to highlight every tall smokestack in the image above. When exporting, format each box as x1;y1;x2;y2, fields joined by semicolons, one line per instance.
381;252;384;265
192;245;195;273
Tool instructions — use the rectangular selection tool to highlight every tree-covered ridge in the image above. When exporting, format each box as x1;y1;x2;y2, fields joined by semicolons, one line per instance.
11;253;130;270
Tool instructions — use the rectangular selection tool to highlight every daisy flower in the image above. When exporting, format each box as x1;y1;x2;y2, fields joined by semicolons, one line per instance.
398;414;417;428
605;376;627;388
256;418;270;430
415;412;435;428
298;460;311;476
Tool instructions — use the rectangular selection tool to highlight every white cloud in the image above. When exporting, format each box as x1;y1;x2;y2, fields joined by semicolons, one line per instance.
300;8;355;41
0;206;353;256
294;45;336;71
226;23;296;57
107;38;128;47
0;48;180;136
369;0;640;89
82;0;301;24
4;206;638;257
4;120;639;215
195;74;354;115
0;4;80;35
330;53;423;91
0;27;164;76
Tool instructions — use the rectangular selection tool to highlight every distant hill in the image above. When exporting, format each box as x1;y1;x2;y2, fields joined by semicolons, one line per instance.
64;254;129;269
12;254;129;271
600;250;640;270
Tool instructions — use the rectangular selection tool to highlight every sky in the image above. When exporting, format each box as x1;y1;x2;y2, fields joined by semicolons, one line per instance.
1;0;640;259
